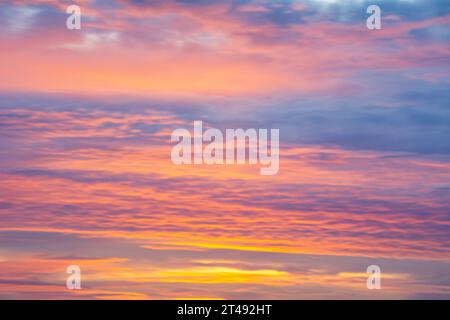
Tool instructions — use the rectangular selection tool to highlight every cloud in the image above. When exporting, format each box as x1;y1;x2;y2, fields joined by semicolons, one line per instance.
0;0;449;299
1;230;449;299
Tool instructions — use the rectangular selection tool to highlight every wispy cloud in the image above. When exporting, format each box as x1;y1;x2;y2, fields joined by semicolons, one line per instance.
0;0;449;299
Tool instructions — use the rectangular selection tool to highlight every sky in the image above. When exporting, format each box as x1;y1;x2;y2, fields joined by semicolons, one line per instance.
0;0;449;299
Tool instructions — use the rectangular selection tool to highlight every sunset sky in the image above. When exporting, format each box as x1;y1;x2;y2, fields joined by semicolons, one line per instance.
0;0;449;299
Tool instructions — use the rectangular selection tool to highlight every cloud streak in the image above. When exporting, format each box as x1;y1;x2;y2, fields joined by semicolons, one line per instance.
0;0;449;299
